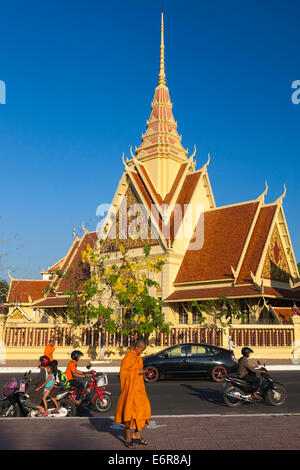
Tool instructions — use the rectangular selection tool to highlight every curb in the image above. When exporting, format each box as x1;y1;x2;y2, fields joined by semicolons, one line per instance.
0;365;300;373
1;413;300;421
0;367;120;374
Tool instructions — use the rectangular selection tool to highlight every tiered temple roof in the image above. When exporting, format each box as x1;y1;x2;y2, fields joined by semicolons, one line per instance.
6;12;300;317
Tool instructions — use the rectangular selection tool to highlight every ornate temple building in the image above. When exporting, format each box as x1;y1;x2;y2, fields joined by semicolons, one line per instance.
4;12;300;330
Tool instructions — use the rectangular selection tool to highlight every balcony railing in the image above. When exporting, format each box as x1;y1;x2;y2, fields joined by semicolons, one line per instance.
155;327;223;347
2;325;295;348
229;327;294;347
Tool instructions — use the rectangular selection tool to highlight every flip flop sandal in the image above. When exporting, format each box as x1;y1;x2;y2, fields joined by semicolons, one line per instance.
133;438;148;446
124;440;137;449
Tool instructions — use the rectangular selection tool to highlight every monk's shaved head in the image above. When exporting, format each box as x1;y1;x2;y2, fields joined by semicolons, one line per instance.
135;339;146;356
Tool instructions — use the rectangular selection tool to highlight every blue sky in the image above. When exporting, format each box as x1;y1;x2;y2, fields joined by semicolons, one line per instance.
0;0;300;280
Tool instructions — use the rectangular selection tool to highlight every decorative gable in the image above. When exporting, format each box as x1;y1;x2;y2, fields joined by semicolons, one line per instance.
100;183;160;252
8;307;31;321
262;224;292;282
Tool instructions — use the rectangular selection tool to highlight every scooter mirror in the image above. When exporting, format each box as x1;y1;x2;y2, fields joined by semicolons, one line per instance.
86;364;91;370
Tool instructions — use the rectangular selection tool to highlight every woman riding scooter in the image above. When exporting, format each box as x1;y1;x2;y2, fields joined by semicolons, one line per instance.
23;355;50;414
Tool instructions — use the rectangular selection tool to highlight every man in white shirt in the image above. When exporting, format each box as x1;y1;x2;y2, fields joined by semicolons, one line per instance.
228;336;235;351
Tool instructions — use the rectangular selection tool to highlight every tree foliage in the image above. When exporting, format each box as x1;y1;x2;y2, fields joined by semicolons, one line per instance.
0;280;8;315
192;296;246;328
46;241;171;341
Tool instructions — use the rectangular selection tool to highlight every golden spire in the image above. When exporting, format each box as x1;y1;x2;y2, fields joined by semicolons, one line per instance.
158;11;166;86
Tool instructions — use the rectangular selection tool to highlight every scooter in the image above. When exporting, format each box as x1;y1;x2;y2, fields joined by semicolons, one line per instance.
222;361;287;408
0;371;76;417
68;364;112;413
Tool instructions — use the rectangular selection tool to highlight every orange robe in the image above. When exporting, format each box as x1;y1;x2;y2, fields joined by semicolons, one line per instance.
114;349;151;431
44;344;55;361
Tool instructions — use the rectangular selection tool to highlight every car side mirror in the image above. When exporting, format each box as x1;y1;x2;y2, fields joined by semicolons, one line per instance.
164;353;168;359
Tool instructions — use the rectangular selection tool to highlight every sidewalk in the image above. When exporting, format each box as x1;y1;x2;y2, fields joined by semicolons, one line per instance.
0;414;299;450
0;358;299;373
0;359;121;373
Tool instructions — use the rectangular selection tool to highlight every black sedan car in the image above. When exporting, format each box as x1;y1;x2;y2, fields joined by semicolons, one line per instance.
142;343;238;382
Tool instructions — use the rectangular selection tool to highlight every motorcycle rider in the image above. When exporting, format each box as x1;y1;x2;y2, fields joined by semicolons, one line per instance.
238;347;266;400
23;355;50;415
65;350;91;405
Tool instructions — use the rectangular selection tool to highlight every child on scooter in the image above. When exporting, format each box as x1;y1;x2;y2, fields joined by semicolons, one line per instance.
36;361;59;416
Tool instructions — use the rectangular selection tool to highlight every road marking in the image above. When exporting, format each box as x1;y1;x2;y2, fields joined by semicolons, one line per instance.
0;367;120;374
1;412;300;421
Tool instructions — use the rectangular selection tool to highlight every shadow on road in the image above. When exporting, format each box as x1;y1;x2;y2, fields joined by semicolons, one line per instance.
180;383;226;407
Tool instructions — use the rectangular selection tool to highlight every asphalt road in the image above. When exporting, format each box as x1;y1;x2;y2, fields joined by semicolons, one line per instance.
1;372;300;417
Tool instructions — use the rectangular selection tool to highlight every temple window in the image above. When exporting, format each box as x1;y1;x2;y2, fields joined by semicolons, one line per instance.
192;303;202;324
179;302;189;324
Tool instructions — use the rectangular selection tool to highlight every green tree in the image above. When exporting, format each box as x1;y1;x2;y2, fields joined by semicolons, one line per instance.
192;296;246;328
46;241;171;358
0;280;8;315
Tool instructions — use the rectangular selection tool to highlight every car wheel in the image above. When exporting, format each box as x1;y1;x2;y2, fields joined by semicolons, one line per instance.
144;366;159;383
211;366;227;382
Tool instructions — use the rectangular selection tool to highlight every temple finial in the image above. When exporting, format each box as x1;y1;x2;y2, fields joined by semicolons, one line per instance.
158;11;166;86
275;184;287;205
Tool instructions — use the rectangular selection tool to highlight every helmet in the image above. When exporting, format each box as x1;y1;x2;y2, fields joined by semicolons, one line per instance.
71;350;83;361
241;347;254;357
39;356;50;367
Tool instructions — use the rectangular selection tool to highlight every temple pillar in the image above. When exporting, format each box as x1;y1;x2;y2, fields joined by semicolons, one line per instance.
223;326;230;349
292;315;300;346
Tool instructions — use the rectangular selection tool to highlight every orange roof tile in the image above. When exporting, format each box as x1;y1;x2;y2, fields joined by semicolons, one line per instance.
263;286;300;300
130;171;154;212
7;280;50;304
32;296;69;308
165;285;300;302
135;85;187;159
57;232;98;292
169;171;202;243
175;202;259;284
237;205;277;284
138;162;188;207
165;285;264;302
48;258;66;272
272;307;294;321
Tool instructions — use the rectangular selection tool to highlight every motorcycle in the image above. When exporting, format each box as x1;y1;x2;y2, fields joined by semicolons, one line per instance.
69;364;112;413
0;371;76;417
222;361;287;408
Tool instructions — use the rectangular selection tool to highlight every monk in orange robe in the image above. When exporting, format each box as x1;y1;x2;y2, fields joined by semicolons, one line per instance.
44;339;55;362
115;340;151;448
